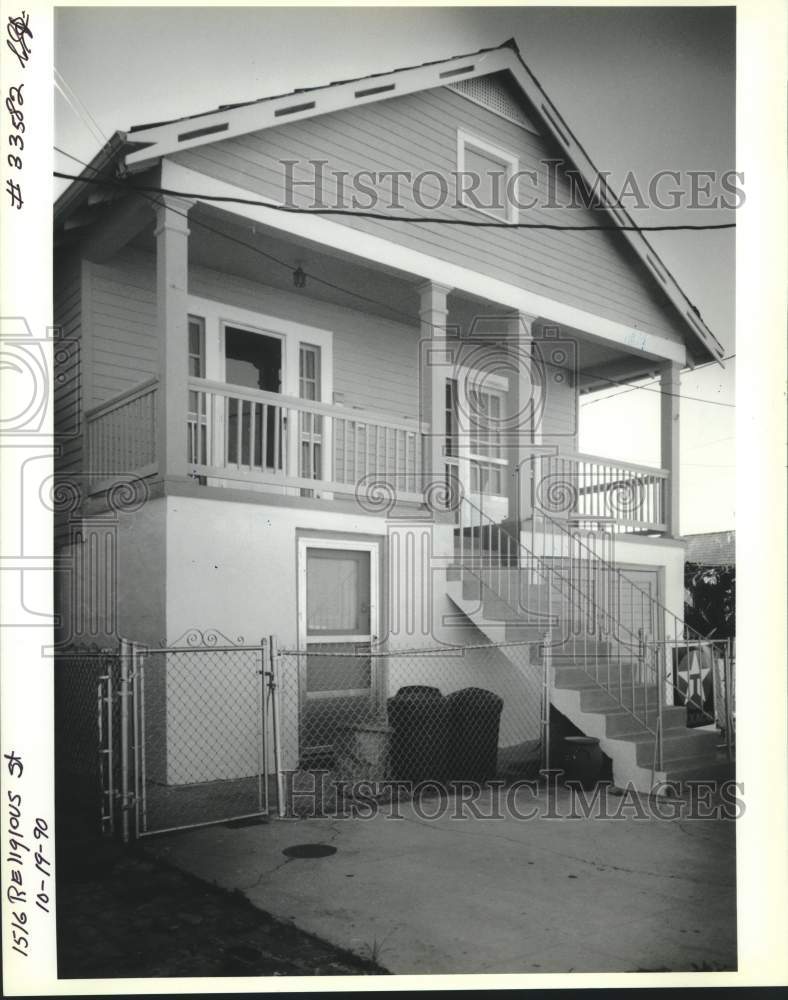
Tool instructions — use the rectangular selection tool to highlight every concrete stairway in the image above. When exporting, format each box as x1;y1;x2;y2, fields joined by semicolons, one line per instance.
445;566;731;794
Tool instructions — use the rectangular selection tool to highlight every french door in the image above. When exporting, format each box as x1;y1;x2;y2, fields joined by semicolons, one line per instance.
446;374;509;523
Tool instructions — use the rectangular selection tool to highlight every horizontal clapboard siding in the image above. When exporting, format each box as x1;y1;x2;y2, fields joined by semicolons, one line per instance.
53;255;83;542
53;255;82;467
189;261;421;420
89;251;158;405
85;247;421;422
171;83;686;345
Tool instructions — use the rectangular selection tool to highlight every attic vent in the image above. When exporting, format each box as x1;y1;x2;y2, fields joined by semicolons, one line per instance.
178;122;229;142
440;64;475;79
449;76;539;134
355;83;396;99
275;101;316;118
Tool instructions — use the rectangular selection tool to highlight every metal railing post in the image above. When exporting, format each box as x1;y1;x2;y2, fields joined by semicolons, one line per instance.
636;627;646;722
259;638;270;815
542;629;552;773
119;638;131;844
656;643;664;771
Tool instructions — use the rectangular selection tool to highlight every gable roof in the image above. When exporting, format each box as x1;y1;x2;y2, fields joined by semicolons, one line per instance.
57;39;725;366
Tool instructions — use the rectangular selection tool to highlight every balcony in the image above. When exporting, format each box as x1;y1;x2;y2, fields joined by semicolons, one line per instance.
85;377;425;507
84;378;672;535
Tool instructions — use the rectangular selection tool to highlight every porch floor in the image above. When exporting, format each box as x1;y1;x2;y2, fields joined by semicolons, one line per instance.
144;783;736;975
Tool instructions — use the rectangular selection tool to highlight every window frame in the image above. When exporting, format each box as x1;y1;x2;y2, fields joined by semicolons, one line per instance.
456;128;519;225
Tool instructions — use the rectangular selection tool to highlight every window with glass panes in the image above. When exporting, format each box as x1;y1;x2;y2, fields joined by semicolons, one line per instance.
299;344;322;481
468;385;504;496
187;316;206;464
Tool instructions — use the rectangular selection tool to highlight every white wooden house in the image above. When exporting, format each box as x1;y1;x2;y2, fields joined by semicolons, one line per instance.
54;41;730;795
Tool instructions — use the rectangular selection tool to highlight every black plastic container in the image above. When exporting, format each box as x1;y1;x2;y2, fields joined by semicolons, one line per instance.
446;687;504;783
386;685;449;783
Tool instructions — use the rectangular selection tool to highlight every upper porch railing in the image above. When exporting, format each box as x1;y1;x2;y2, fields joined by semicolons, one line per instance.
84;377;671;534
186;377;424;500
85;377;158;487
530;450;669;534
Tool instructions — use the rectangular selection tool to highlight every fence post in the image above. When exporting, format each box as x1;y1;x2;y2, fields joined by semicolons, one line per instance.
119;638;131;844
542;629;552;773
268;635;286;818
259;638;269;816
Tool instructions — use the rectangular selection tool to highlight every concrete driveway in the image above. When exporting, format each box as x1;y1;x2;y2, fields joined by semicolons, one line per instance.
145;784;737;975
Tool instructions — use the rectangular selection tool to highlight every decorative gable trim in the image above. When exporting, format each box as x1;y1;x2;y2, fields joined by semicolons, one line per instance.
448;75;540;135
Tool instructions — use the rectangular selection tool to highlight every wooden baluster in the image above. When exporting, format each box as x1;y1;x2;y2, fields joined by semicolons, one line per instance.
251;401;259;471
259;400;267;471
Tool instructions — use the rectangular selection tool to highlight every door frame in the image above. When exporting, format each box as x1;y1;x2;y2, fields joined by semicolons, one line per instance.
186;295;334;486
452;364;510;522
296;537;380;705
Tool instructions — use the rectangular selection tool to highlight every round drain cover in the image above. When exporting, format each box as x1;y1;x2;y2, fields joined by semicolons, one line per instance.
282;843;337;859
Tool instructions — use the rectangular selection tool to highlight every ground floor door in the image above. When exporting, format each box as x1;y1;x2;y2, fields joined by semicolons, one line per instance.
297;540;381;766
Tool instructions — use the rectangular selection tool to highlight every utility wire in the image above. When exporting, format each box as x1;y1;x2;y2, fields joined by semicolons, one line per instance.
581;355;735;406
54;147;734;409
53;170;735;232
54;70;109;147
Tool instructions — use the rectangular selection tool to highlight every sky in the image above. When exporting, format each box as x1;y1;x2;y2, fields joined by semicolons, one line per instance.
54;4;737;534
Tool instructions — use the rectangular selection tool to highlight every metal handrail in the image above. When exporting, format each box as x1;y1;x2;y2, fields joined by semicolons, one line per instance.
453;496;725;769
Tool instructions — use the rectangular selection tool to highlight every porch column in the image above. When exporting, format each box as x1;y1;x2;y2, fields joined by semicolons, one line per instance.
660;360;681;537
155;195;193;482
508;312;536;530
418;281;452;497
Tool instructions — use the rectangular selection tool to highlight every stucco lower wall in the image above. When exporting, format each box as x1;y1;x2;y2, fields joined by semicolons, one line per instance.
164;496;390;783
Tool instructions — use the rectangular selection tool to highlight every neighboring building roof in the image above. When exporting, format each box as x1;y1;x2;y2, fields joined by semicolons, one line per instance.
683;531;736;566
54;38;725;366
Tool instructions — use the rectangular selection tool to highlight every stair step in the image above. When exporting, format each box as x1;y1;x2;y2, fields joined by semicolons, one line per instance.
603;705;687;736
658;752;735;786
579;684;661;713
553;664;637;689
616;728;720;767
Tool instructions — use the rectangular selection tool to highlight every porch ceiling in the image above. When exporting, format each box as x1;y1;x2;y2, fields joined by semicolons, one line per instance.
127;202;660;382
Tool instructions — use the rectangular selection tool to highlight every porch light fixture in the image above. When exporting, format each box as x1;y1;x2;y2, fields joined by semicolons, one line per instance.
293;266;307;289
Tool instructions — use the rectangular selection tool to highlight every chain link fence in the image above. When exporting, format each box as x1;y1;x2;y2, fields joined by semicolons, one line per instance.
276;639;546;817
54;644;121;835
131;637;275;837
55;633;549;835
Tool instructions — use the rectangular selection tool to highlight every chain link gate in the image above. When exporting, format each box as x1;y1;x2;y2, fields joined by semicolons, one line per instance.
127;632;283;838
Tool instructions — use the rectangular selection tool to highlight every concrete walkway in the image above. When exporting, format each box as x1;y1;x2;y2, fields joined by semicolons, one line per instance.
145;785;737;975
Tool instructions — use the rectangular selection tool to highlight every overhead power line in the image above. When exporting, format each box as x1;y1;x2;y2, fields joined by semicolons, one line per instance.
53;148;734;409
581;356;736;407
52;171;735;232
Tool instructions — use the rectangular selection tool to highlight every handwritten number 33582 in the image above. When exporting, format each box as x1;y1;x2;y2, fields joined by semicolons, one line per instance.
6;85;24;170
